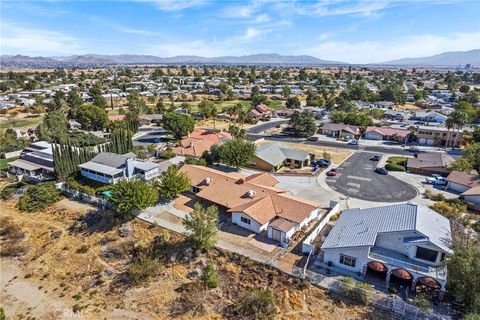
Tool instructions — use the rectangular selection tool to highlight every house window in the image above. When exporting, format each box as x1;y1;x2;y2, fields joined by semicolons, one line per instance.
241;217;251;225
415;246;438;262
339;254;356;268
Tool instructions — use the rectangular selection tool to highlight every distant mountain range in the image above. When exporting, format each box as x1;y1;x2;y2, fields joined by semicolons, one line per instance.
381;49;480;66
1;50;479;67
0;53;344;67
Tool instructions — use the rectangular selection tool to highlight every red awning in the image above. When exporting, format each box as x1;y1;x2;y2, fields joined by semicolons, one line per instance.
368;261;388;272
392;269;413;280
417;277;441;289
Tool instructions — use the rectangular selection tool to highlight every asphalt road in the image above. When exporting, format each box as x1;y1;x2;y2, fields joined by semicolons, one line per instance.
247;119;289;134
261;136;420;156
326;152;417;202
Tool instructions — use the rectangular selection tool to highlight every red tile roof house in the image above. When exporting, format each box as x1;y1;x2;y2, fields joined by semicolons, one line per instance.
364;126;410;143
172;129;232;158
248;103;273;119
179;165;323;245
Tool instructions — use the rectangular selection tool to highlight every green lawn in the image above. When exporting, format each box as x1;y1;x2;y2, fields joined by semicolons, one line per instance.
387;156;408;166
0;115;43;130
0;157;18;170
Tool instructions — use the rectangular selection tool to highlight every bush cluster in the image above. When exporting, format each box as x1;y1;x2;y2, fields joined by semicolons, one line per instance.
17;182;63;212
385;163;406;171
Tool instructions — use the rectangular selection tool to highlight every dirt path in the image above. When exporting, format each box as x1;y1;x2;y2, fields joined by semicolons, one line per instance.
1;259;73;319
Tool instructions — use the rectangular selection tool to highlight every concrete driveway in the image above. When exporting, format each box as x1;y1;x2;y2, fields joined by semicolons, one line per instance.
326;152;417;202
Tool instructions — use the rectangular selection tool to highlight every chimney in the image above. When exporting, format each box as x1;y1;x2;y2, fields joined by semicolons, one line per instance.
204;177;212;185
125;158;135;178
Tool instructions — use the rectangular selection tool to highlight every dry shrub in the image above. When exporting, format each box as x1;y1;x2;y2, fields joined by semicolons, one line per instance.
0;217;26;257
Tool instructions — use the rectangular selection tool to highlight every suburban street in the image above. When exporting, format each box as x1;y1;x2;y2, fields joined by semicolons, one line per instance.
325;152;418;202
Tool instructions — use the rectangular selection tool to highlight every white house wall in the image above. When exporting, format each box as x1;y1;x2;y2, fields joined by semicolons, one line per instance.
463;195;480;205
231;211;268;233
375;231;420;256
322;247;370;274
365;132;383;140
447;182;470;193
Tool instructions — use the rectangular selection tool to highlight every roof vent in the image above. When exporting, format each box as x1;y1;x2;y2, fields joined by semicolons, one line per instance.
237;178;245;184
204;177;212;185
246;190;256;198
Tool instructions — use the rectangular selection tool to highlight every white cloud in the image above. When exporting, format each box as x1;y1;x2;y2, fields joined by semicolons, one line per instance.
140;0;207;11
0;22;85;55
254;14;271;23
303;32;480;63
117;27;159;36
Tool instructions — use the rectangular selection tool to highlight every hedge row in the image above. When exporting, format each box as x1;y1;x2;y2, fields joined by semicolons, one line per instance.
385;163;406;172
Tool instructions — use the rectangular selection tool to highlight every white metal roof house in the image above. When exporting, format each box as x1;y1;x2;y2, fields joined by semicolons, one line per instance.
318;204;452;295
78;152;161;184
8;141;55;182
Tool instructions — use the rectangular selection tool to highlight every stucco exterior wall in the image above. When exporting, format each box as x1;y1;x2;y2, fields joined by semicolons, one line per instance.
231;211;268;233
364;132;383;140
447;182;470;193
322;247;370;274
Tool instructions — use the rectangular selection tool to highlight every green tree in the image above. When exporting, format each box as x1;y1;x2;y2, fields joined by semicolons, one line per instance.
17;182;63;212
282;85;291;99
162;112;195;139
460;84;470;93
110;179;158;215
472;127;480;143
51;91;68;113
201;262;219;289
451;143;480;172
109;129;133;154
75;104;108;130
183;203;218;250
447;239;480;314
285;96;301;109
67;88;84;113
219;138;255;168
155;99;166;113
157;165;191;200
89;84;107;108
289;110;317;137
127;91;147;114
36;111;68;141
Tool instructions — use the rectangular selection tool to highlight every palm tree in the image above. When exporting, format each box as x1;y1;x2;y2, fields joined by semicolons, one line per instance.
445;117;455;148
448;110;470;148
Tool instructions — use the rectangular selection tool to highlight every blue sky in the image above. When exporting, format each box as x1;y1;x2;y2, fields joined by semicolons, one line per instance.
1;0;479;63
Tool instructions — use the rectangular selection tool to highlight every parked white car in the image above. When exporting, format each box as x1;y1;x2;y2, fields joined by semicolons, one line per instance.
348;140;359;145
425;175;447;185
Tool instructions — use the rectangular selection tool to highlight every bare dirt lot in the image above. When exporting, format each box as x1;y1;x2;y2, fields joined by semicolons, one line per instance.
1;197;385;319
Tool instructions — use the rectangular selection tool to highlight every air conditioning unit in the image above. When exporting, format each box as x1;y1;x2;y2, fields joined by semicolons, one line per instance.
204;177;212;185
246;190;256;198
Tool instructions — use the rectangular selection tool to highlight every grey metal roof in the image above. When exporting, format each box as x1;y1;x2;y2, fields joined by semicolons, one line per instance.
90;152;129;168
321;204;452;253
133;160;160;171
279;147;310;161
256;143;287;166
78;161;124;176
256;143;310;166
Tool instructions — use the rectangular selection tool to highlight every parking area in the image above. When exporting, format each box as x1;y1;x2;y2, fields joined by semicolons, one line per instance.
326;152;418;202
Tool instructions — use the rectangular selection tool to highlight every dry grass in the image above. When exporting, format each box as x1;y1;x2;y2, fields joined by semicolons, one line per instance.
1;197;384;320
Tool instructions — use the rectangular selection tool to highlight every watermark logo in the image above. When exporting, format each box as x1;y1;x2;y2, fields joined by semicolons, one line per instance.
53;308;92;319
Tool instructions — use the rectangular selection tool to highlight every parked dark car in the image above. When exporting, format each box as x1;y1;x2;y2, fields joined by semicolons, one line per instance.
307;136;319;141
326;168;338;176
375;167;388;175
315;159;331;167
370;155;381;161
